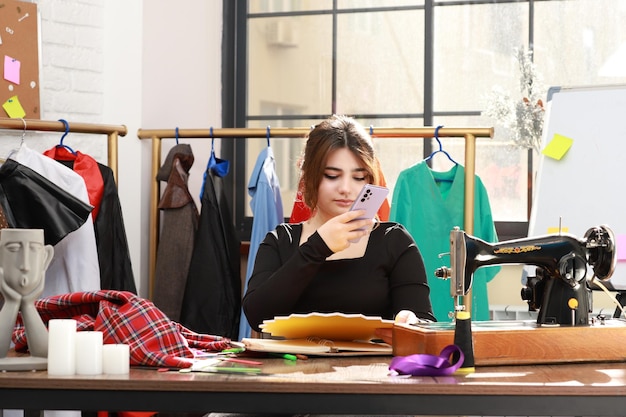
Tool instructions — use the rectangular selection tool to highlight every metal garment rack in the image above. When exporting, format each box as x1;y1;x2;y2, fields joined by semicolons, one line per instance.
0;117;127;182
137;126;493;299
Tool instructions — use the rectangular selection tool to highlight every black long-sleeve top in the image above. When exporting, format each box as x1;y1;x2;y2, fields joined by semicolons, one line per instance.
242;222;436;332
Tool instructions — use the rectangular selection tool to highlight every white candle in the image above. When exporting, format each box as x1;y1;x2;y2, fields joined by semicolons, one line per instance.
102;344;130;374
47;319;76;376
75;331;103;375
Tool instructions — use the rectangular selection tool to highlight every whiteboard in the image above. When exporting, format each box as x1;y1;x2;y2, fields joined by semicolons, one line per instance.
528;84;626;290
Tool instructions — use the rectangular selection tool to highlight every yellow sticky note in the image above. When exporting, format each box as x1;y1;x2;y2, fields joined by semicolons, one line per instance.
547;226;569;234
2;95;26;118
541;133;574;160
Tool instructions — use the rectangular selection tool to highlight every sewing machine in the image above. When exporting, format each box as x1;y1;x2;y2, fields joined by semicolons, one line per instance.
435;225;617;326
393;225;625;365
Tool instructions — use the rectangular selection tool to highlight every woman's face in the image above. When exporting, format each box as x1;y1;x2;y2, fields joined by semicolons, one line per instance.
315;147;369;221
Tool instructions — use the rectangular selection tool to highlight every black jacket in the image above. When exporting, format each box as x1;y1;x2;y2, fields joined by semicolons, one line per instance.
0;158;91;245
179;168;241;340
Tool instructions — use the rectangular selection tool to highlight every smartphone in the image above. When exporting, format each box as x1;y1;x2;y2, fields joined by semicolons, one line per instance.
349;184;389;241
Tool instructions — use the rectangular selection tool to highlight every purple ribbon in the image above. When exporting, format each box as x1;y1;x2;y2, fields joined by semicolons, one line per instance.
389;344;464;376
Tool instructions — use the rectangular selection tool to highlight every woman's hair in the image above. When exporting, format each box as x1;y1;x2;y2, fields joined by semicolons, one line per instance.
299;114;379;211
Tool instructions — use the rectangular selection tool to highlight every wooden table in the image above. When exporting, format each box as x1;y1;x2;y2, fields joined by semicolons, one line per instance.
2;356;626;415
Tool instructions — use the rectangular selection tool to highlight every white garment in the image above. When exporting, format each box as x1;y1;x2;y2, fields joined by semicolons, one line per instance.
10;144;101;296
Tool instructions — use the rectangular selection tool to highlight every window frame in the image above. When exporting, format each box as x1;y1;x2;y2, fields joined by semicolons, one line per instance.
222;0;536;242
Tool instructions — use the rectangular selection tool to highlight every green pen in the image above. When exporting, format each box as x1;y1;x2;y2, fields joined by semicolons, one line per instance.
221;347;245;354
270;352;297;361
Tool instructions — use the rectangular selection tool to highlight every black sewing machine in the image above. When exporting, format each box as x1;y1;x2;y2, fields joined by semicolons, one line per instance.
435;225;617;326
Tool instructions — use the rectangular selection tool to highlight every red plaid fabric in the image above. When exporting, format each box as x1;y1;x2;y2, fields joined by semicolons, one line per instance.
13;290;232;368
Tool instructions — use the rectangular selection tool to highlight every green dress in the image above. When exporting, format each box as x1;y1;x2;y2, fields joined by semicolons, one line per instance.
389;161;500;321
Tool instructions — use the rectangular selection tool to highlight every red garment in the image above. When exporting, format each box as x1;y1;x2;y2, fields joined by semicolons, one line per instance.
13;290;232;368
288;186;311;223
289;159;390;222
43;145;105;221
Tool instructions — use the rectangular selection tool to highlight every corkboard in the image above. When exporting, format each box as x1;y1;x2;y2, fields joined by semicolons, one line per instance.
0;0;40;119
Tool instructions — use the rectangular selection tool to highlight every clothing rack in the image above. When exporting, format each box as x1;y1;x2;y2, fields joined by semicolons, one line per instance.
137;126;493;299
0;117;127;182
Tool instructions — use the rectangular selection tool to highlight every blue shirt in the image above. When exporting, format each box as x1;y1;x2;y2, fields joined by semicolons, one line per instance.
238;146;283;339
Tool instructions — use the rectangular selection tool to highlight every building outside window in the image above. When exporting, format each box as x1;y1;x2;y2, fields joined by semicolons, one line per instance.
223;0;626;241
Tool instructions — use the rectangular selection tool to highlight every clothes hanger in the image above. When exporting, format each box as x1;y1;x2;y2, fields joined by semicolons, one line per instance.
3;118;28;162
209;127;230;177
56;119;77;154
424;125;458;165
199;126;231;199
266;125;271;147
20;118;26;148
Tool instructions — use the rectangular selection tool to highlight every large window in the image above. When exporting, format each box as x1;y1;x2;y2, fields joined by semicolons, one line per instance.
223;0;626;241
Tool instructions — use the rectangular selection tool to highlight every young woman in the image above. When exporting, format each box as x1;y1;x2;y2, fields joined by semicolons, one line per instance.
242;115;436;335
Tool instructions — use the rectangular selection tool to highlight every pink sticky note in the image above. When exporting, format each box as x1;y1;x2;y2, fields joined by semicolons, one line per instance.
4;55;21;85
617;235;626;261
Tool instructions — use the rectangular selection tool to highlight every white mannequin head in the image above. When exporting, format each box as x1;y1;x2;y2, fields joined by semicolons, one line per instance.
0;229;54;364
0;228;53;297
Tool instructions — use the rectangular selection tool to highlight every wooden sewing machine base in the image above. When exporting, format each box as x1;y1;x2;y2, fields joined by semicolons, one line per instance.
392;319;626;366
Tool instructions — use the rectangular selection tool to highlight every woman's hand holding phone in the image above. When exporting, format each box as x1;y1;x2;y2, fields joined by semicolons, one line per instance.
316;184;389;251
317;210;373;252
348;184;389;243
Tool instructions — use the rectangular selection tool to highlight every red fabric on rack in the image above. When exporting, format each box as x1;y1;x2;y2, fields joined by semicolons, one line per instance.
288;185;310;223
12;290;232;368
43;145;105;221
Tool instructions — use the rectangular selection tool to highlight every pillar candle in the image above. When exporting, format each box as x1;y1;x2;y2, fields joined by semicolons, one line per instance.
47;319;77;376
102;344;130;374
75;331;103;375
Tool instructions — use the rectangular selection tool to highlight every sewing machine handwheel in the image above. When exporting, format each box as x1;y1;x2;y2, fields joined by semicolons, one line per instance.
584;225;616;281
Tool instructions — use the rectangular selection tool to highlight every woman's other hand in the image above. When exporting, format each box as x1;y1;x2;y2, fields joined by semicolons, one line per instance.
394;310;418;325
374;310;419;346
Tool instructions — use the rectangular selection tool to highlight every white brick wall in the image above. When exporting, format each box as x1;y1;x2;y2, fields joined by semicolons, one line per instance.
37;0;105;122
1;0;220;301
0;0;107;162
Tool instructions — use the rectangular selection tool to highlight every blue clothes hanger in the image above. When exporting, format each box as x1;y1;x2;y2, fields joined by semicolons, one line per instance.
209;127;229;177
424;125;458;165
57;119;76;154
175;127;179;144
266;125;271;147
199;126;230;199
